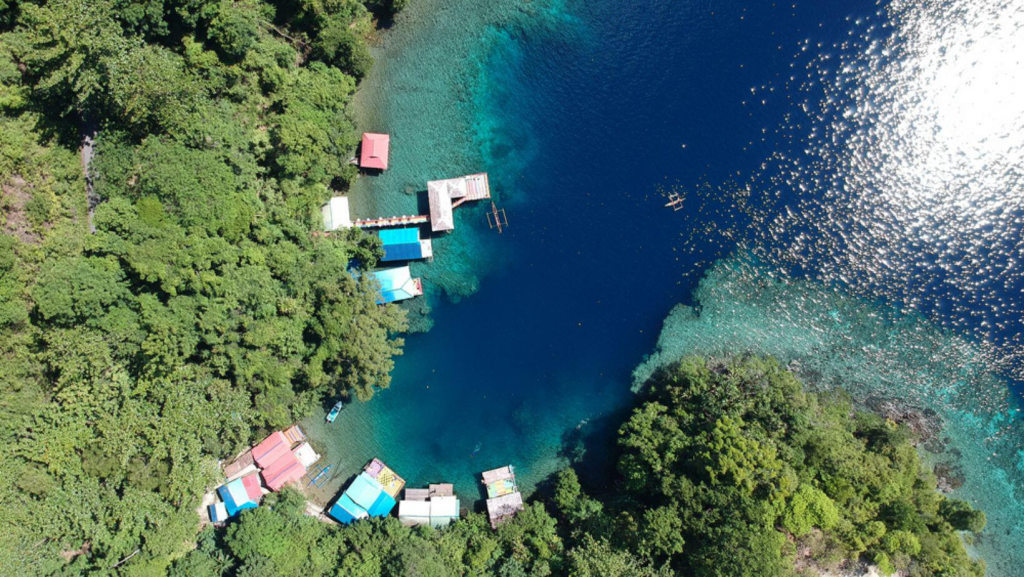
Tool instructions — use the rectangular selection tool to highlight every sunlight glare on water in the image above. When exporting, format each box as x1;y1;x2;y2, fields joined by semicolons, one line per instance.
886;0;1024;198
748;0;1024;376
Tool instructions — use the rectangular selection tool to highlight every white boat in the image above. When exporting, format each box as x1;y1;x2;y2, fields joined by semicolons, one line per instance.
326;401;344;423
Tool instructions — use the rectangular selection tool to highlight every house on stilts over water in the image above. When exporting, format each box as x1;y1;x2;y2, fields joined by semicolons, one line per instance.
398;483;460;529
378;227;433;262
370;266;423;304
359;133;390;171
427;173;491;232
482;465;524;529
327;458;406;525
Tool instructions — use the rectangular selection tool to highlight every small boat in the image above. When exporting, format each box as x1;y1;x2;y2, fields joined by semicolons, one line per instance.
326;401;344;423
307;464;332;487
664;192;684;211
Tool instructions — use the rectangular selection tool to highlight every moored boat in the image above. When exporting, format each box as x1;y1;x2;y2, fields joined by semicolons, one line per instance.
326;401;344;423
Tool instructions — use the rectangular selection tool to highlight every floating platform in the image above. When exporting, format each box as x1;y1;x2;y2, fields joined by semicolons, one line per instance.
482;465;524;529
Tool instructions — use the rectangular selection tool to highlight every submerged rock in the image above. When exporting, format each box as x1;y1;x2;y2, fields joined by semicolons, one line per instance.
934;462;966;493
865;397;943;445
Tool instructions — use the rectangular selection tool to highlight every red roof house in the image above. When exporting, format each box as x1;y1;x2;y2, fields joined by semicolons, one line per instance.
246;429;310;491
252;431;290;468
261;451;306;491
360;133;390;170
241;473;263;501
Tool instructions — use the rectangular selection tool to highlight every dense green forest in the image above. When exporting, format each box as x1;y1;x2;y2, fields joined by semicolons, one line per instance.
176;356;985;577
0;0;407;572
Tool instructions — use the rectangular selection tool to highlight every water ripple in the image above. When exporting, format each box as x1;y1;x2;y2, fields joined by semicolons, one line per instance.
676;0;1024;377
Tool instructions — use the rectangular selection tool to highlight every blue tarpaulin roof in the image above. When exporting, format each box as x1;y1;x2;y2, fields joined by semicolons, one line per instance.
381;243;425;261
371;267;421;303
226;479;250;508
379;228;419;245
367;491;397;517
209;503;228;523
218;488;258;517
329;494;369;525
347;472;384;510
328;503;355;524
217;479;259;518
327;471;398;524
219;483;241;516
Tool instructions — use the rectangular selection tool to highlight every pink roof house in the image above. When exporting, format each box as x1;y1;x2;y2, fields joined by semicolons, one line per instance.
251;431;289;468
261;451;305;491
360;133;390;170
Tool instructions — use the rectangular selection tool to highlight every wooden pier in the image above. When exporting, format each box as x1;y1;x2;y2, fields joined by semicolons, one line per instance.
451;173;491;208
354;214;430;229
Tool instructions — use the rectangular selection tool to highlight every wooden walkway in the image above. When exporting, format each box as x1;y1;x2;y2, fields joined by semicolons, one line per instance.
354;214;429;228
451;173;491;208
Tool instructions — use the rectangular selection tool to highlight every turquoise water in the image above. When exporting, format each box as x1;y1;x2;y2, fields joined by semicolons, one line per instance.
308;0;1024;573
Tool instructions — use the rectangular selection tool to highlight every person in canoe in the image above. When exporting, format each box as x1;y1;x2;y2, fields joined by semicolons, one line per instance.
326;401;344;423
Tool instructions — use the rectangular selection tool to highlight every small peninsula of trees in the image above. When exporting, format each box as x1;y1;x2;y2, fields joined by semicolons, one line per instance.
605;356;984;576
175;356;985;576
0;0;407;573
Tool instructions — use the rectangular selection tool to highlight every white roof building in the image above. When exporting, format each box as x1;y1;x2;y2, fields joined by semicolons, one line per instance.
398;487;461;528
322;197;352;231
426;173;490;232
398;500;431;527
292;442;321;469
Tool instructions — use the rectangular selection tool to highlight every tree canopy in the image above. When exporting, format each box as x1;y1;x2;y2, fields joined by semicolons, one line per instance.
0;0;407;572
601;356;985;577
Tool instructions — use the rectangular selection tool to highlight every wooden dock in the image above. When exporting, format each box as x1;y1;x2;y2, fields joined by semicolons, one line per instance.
354;214;430;229
451;173;491;208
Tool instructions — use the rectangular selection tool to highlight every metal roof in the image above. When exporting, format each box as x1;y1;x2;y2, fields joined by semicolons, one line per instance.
371;266;423;303
321;197;352;231
252;431;289;468
360;133;389;170
346;473;384;511
379;227;420;245
427;182;455;231
381;243;425;262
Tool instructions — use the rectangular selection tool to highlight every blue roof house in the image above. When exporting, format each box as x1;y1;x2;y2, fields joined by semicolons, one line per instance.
209;475;262;523
378;228;433;262
370;266;424;304
328;472;399;524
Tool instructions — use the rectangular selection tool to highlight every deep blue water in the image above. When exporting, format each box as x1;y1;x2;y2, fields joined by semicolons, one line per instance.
326;0;886;492
314;3;1024;570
